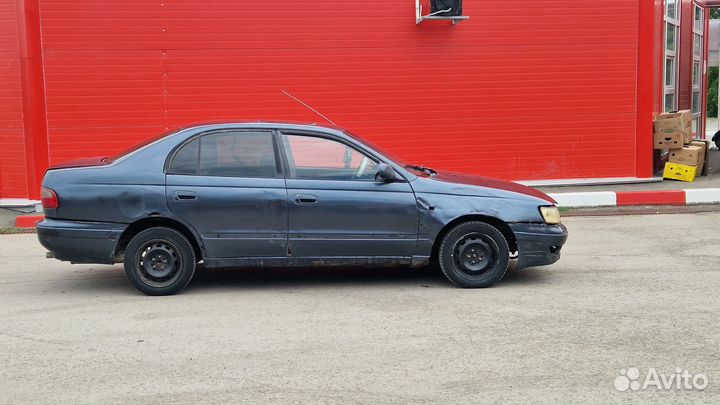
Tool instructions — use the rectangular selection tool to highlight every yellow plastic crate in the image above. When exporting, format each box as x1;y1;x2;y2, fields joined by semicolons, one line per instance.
663;162;697;182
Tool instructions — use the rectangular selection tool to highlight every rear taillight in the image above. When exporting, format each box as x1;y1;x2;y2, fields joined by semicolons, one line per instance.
41;186;59;209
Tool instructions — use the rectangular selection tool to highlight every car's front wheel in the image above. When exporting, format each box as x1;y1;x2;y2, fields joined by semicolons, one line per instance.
123;227;196;295
438;221;510;288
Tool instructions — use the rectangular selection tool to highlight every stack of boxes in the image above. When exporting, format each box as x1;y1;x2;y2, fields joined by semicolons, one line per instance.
653;110;707;182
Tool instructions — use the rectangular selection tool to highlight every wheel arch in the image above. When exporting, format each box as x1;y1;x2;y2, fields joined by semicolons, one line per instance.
114;217;204;262
430;214;518;262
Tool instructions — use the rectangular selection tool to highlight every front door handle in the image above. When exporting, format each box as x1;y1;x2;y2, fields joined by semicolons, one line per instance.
294;194;318;205
173;191;198;201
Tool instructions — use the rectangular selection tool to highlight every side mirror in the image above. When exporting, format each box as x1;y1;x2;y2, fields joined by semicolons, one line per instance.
375;163;398;183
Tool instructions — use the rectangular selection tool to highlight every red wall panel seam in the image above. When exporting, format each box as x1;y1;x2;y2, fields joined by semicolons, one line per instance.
635;0;657;178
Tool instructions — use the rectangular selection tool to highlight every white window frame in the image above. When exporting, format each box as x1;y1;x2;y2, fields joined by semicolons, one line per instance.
691;3;705;137
664;0;681;113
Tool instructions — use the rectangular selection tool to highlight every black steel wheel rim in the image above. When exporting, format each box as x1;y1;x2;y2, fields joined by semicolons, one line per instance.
451;232;498;276
135;239;182;287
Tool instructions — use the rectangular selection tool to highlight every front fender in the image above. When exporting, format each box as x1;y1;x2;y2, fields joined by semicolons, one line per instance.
413;193;546;257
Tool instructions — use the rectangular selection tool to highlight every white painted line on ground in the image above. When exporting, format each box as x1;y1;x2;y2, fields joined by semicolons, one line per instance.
548;191;617;208
684;188;720;204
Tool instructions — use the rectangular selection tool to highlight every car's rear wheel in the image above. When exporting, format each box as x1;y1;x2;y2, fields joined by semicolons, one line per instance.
438;221;510;288
123;227;196;295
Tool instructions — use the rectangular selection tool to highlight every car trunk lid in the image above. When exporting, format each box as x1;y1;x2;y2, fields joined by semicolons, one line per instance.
47;157;109;170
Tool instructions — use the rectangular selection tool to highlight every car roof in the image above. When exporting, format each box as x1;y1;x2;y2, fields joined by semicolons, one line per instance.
176;121;347;135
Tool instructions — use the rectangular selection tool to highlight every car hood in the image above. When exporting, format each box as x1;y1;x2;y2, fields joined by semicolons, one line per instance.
410;171;556;204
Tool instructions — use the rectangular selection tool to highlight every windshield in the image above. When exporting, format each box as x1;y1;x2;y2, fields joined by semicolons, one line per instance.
344;130;439;176
343;130;409;167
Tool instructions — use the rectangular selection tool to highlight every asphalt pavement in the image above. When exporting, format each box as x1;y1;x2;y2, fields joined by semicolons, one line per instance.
0;212;718;405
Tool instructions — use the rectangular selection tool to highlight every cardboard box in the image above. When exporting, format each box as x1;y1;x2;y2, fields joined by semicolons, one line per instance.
663;162;697;182
690;140;708;175
683;129;693;145
653;110;692;135
668;145;702;166
653;132;684;149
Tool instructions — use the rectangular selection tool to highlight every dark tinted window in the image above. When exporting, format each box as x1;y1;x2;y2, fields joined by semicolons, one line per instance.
198;131;276;178
168;138;199;174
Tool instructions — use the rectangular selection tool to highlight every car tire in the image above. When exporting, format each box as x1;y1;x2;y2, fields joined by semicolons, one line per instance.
123;227;196;296
438;221;510;288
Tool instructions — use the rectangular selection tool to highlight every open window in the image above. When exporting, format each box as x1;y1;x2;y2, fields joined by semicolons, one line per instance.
415;0;468;24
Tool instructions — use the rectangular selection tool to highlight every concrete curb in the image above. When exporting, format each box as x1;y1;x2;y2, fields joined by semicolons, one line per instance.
549;188;720;208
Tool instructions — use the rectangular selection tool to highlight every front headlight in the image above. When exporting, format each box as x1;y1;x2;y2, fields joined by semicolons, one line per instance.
539;206;561;224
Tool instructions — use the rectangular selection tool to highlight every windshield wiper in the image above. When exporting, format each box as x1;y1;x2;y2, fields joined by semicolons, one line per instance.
405;164;437;176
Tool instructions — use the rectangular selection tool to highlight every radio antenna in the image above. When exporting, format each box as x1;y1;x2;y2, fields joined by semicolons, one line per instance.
281;90;337;126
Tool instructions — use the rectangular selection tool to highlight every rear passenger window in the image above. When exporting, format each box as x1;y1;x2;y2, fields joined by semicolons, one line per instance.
198;131;276;178
168;138;199;175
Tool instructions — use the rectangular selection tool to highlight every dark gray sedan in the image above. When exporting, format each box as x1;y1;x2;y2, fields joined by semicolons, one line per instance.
37;123;567;295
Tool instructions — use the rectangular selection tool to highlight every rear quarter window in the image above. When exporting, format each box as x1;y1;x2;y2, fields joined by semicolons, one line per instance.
168;138;200;175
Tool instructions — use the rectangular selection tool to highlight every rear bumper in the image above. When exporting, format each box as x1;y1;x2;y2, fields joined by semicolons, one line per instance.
37;218;127;264
510;223;568;269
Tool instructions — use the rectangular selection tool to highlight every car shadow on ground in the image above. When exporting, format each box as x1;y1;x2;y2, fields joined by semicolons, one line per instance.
55;262;551;295
185;262;551;291
190;265;447;290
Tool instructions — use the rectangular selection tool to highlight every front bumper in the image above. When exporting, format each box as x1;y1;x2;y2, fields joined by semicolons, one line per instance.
510;223;568;269
37;218;127;264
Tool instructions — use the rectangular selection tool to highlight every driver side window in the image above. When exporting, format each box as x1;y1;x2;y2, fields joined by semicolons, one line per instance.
282;134;379;181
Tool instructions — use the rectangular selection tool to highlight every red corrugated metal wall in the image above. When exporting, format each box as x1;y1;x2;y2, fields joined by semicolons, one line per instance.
0;0;27;198
6;0;645;198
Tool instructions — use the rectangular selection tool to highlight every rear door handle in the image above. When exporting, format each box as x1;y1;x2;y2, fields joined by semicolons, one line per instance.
294;194;318;205
173;191;198;201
